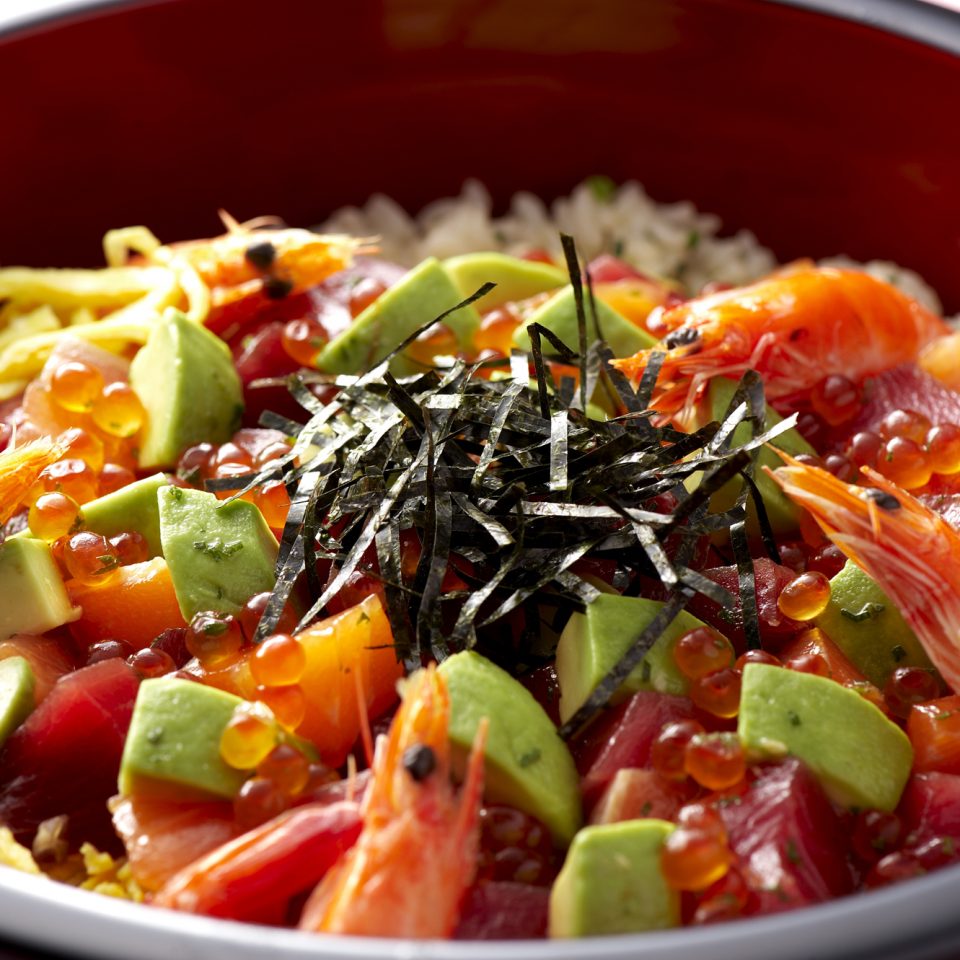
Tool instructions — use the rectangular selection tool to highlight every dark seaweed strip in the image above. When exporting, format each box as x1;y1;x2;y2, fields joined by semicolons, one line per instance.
742;471;782;564
449;546;523;648
678;567;734;607
374;522;416;669
451;493;514;547
418;490;453;662
287;373;328;417
559;233;589;412
554;568;602;606
293;413;437;632
471;378;528;489
634;350;665;413
526;324;553;421
258;410;306;437
730;518;761;650
479;538;599;626
585;265;604;346
549;411;569;493
559;590;691;738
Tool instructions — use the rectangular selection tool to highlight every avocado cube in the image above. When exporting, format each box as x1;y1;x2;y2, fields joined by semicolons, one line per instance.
0;657;34;748
814;560;934;687
696;376;817;535
71;473;168;557
119;677;247;800
512;284;657;359
158;486;278;619
444;252;566;310
549;819;679;937
555;594;711;724
130;309;243;468
738;662;913;811
0;538;78;640
438;651;581;844
316;257;481;374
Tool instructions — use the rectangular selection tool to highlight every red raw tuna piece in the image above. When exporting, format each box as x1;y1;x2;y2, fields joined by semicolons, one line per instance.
587;254;650;284
686;558;804;651
919;492;960;531
454;882;549;940
720;758;855;915
0;658;139;852
830;364;960;447
898;772;960;846
570;691;697;810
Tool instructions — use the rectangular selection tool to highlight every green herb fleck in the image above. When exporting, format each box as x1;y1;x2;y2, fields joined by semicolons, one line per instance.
891;644;907;662
518;748;542;768
169;487;184;503
786;709;802;727
840;602;885;623
193;539;244;561
586;174;616;203
785;838;802;865
640;801;653;816
640;660;652;683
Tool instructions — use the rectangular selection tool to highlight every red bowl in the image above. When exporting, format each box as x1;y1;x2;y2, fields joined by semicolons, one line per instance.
1;2;960;959
1;0;959;308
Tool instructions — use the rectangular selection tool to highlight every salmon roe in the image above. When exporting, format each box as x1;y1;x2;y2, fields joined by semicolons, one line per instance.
877;437;932;490
282;318;326;367
925;423;960;475
185;612;245;669
256;743;311;797
39;458;98;505
672;627;734;680
810;374;860;425
255;480;291;529
49;361;104;413
661;826;732;891
220;702;279;770
28;492;80;542
90;382;145;438
61;427;105;473
689;668;742;718
233;776;288;830
62;531;120;585
777;570;831;621
255;684;306;731
651;719;705;782
250;633;306;687
879;408;932;444
684;733;746;791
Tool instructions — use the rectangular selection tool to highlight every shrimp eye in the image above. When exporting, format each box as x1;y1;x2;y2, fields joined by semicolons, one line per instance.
263;276;294;300
863;488;901;511
402;744;437;782
664;327;700;349
245;241;277;270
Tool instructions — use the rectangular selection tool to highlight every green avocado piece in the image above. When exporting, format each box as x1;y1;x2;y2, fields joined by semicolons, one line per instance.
698;376;817;535
738;662;913;811
0;657;35;748
512;284;657;359
444;252;566;310
0;538;78;640
118;677;247;800
555;594;712;725
438;651;581;844
70;473;169;557
316;257;481;374
130;308;243;469
158;486;278;619
814;560;934;687
549;819;678;937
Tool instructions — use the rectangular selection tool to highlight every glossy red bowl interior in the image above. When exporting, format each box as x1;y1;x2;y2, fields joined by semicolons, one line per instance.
1;0;959;309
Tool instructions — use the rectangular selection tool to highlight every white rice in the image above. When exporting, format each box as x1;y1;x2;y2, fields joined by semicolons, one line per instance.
321;178;943;314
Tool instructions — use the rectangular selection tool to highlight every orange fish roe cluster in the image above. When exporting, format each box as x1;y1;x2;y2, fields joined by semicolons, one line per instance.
838;408;960;491
777;571;832;621
672;627;743;719
661;802;733;892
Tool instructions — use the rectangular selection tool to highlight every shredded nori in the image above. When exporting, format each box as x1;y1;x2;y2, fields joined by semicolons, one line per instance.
224;241;799;734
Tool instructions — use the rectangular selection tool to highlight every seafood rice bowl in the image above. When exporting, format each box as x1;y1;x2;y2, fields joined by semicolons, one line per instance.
0;176;959;949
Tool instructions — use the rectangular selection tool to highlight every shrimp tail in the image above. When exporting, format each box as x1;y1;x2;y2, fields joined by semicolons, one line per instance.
768;454;960;691
0;437;63;525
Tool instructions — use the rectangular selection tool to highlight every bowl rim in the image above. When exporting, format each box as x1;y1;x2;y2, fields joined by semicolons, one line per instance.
0;0;959;957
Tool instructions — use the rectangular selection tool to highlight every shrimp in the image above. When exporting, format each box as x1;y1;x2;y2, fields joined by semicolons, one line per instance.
147;213;368;310
769;454;960;692
0;437;61;525
613;265;950;423
298;664;488;938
